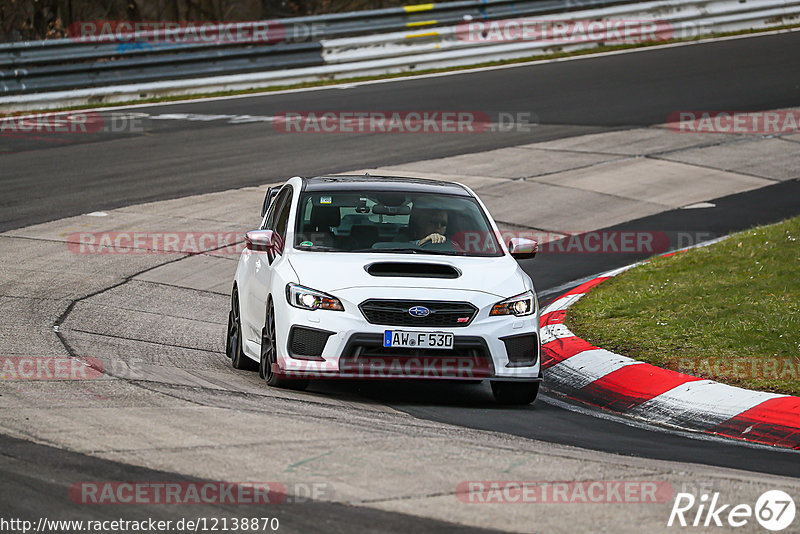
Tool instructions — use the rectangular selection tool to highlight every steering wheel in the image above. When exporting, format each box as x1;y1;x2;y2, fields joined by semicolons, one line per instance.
417;237;461;252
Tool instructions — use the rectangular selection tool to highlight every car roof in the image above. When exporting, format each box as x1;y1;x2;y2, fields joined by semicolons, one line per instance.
301;175;471;196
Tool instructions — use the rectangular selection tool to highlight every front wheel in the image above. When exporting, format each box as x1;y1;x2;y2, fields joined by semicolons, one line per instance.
260;300;308;390
491;381;539;405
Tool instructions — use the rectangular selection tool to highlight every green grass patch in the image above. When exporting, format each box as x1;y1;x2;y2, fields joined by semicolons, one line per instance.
565;215;800;396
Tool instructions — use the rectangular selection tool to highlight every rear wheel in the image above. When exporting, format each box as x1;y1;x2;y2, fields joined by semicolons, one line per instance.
260;300;308;390
227;288;258;371
491;381;539;405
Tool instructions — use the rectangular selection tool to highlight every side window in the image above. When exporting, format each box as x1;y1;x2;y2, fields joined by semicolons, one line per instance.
274;198;291;243
264;186;291;230
273;187;293;254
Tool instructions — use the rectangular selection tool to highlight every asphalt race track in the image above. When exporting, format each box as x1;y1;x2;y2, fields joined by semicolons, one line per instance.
2;30;800;530
346;179;800;477
2;31;800;231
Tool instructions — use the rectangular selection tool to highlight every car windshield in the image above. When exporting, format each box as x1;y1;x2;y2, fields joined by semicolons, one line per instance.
293;190;503;256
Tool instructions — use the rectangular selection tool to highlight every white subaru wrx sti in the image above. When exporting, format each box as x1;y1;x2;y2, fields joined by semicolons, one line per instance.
226;175;542;404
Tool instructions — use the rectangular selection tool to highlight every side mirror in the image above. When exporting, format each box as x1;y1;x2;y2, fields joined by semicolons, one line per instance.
245;230;281;254
509;237;538;260
261;187;279;217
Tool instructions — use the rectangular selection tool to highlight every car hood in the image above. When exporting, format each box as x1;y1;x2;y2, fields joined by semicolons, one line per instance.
287;251;529;298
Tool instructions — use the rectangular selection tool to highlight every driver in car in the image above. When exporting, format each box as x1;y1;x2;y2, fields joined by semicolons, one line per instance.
409;208;448;246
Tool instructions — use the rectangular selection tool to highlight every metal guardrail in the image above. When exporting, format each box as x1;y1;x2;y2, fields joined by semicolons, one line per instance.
0;0;798;107
0;0;638;96
322;0;800;64
0;0;583;67
1;42;325;95
0;0;622;57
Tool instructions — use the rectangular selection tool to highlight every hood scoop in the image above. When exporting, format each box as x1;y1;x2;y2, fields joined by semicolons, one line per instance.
365;262;461;279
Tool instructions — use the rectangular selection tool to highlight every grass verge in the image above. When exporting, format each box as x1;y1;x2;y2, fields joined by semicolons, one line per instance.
565;215;800;396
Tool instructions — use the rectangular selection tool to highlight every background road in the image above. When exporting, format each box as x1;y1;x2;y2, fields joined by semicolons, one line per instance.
2;31;799;231
309;178;800;478
2;30;799;530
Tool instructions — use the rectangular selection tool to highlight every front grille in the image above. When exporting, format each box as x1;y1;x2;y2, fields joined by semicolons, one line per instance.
339;334;494;379
288;326;333;359
359;300;478;327
501;333;539;367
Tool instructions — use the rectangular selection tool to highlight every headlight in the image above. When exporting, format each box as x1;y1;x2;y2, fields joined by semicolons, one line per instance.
490;290;536;317
286;283;344;311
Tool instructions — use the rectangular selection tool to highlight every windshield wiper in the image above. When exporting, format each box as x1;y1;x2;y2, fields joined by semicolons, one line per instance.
296;245;344;251
364;247;457;255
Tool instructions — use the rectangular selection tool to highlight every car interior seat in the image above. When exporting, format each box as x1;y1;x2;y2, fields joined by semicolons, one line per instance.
306;205;340;247
349;224;380;249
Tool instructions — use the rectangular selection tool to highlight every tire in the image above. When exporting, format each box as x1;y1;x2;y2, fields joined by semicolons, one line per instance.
491;381;539;405
227;288;258;371
260;300;309;391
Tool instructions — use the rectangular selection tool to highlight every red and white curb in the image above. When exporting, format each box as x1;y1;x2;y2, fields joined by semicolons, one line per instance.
539;264;800;450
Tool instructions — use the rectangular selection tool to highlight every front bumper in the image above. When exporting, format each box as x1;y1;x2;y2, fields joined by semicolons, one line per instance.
273;289;541;381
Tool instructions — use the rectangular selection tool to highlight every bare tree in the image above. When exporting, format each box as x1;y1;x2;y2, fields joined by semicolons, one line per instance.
0;0;408;41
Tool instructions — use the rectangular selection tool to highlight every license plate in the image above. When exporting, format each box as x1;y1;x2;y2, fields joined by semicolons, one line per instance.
383;330;454;349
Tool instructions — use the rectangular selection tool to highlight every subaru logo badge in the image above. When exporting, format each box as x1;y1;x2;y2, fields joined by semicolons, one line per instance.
408;306;430;318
